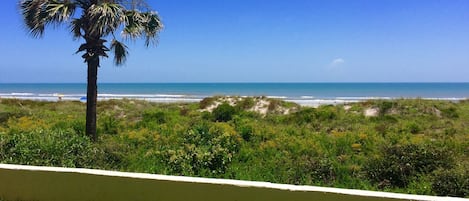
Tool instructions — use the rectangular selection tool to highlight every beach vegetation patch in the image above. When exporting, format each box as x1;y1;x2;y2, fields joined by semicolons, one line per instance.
366;143;453;189
212;103;237;122
440;106;459;119
1;98;469;197
0;129;102;168
101;114;120;135
432;167;469;197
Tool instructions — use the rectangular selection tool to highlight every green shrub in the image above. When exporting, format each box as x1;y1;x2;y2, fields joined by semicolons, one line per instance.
375;115;398;124
100;137;128;169
315;106;337;121
70;120;86;135
287;105;336;124
101;114;119;135
366;144;453;188
376;101;394;115
0;129;102;168
441;106;459;118
432;168;469;197
179;107;190;116
212;103;237;122
233;117;255;142
290;155;336;185
236;97;255;110
444;127;457;136
238;124;254;142
143;111;167;124
309;157;336;185
0;112;12;124
290;108;316;124
136;110;171;129
154;122;240;176
201;111;213;120
406;121;422;134
190;121;211;137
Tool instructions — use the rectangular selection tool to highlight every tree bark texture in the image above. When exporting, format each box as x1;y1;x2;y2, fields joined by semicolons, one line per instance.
86;56;99;142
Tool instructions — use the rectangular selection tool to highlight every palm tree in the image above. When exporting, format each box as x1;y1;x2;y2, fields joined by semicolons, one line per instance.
19;0;163;141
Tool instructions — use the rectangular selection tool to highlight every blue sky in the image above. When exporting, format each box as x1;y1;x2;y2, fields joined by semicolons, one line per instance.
0;0;469;83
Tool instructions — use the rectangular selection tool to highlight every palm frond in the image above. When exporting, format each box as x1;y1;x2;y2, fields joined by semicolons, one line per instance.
122;10;163;47
87;3;125;37
20;0;49;37
69;18;83;40
76;39;110;62
20;0;76;37
110;39;128;66
122;10;144;38
143;11;163;47
47;0;76;24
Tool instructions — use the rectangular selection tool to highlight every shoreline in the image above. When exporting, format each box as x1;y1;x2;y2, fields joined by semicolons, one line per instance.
2;83;469;107
0;95;466;108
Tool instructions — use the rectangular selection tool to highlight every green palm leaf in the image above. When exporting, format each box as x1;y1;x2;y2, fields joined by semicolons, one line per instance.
47;0;76;23
20;0;49;37
122;10;163;47
69;18;83;40
20;0;76;37
143;12;163;46
87;3;125;37
110;39;128;66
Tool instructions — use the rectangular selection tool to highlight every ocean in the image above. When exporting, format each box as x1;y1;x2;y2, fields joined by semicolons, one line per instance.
1;83;468;106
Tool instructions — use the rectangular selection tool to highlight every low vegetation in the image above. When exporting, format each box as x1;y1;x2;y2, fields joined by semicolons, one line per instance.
0;97;468;197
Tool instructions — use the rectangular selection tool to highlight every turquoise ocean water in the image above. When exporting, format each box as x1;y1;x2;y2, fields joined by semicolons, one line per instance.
1;83;468;105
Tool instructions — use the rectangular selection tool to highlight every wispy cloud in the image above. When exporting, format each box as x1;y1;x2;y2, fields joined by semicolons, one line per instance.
330;58;345;67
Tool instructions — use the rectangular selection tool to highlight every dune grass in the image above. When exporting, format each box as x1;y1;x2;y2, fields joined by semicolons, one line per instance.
0;98;468;197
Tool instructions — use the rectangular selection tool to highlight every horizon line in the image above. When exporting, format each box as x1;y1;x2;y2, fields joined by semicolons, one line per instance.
2;82;469;84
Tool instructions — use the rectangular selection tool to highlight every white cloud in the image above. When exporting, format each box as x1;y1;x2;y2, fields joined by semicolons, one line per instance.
330;58;345;67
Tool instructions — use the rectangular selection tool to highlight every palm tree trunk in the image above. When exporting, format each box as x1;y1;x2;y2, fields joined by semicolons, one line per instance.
86;56;99;142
